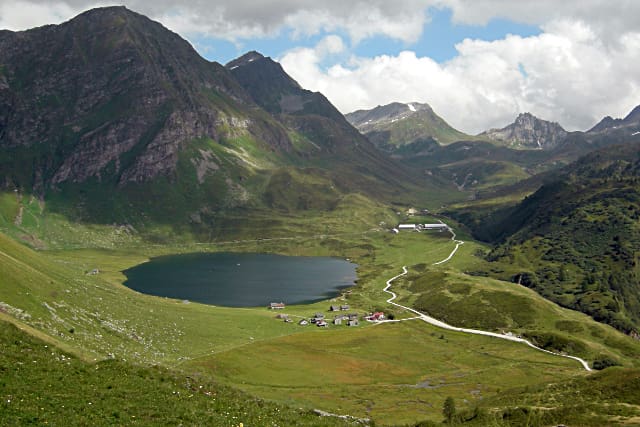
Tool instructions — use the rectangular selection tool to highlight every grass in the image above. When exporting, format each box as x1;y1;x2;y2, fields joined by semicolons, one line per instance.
2;222;640;425
191;320;582;426
0;320;351;426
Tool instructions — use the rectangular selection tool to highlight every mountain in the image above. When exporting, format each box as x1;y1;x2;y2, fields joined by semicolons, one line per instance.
480;112;568;149
345;102;471;150
0;6;285;188
0;7;434;242
227;51;376;152
589;105;640;134
466;142;640;335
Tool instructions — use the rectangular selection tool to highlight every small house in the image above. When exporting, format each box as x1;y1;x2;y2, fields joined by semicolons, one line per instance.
365;312;385;321
317;320;328;327
270;302;285;310
313;313;325;320
298;319;309;326
347;318;359;327
340;304;350;311
333;317;343;325
329;305;339;312
275;313;288;320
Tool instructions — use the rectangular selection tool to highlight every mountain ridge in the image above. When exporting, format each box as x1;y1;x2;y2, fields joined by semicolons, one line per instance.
345;101;471;150
479;112;568;149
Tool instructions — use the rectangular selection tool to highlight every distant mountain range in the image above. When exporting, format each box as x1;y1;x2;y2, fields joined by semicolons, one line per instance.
345;102;471;150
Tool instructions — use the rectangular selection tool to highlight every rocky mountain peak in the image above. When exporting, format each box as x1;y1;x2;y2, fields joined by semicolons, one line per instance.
345;101;469;148
225;51;265;69
225;51;308;115
480;112;567;149
346;102;434;129
588;104;640;134
624;105;640;123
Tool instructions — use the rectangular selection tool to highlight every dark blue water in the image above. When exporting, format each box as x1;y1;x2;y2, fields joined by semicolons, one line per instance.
123;252;357;307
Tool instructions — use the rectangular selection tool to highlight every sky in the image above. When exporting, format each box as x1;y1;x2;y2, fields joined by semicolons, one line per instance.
1;1;640;134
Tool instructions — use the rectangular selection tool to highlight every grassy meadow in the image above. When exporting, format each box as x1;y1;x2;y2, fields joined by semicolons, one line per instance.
2;203;640;425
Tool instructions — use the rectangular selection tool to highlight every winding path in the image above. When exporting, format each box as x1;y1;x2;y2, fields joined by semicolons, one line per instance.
432;227;464;265
379;228;592;372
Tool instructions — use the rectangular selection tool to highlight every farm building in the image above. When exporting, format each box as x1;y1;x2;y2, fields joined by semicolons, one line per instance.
269;302;285;309
398;224;419;231
422;223;449;231
365;312;385;322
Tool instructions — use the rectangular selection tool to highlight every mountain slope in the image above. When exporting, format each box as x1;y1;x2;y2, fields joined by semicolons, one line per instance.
0;321;348;426
475;142;640;334
0;6;293;188
345;102;471;150
0;7;444;242
226;53;453;205
480;112;568;149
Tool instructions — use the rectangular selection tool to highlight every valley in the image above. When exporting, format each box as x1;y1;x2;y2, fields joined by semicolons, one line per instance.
1;5;640;427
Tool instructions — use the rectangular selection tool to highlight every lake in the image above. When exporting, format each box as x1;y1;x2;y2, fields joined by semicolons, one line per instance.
123;252;357;307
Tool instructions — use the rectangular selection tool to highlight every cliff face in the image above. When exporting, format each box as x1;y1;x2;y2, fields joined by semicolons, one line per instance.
0;6;291;190
480;113;568;149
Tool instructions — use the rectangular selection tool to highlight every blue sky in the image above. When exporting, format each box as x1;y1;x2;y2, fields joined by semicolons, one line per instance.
1;0;639;133
193;7;541;66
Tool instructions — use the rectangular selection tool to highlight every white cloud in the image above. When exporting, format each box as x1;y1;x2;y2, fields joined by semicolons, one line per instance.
445;0;640;42
280;19;640;133
0;1;98;30
2;1;639;133
0;0;435;43
2;0;639;45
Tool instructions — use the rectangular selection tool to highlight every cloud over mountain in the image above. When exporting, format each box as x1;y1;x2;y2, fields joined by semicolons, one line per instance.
2;0;639;133
281;20;640;134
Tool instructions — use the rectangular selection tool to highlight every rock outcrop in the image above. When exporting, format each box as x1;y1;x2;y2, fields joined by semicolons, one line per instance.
479;113;568;149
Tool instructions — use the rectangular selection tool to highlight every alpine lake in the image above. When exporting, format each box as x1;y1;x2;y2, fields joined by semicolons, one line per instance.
123;252;357;307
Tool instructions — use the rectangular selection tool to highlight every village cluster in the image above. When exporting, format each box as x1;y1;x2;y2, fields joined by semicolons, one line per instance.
269;302;385;327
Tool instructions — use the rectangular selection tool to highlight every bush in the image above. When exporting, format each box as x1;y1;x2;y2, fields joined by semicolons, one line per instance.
592;355;621;370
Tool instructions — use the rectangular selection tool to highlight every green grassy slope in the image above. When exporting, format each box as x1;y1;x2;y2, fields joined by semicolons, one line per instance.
462;143;640;335
2;207;640;425
0;320;349;426
461;367;640;427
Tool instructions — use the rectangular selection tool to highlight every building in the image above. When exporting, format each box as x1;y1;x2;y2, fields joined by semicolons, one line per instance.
365;312;385;322
317;320;328;327
398;224;418;231
329;305;339;312
347;318;359;327
298;319;309;326
269;302;285;310
340;304;350;311
422;223;448;231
